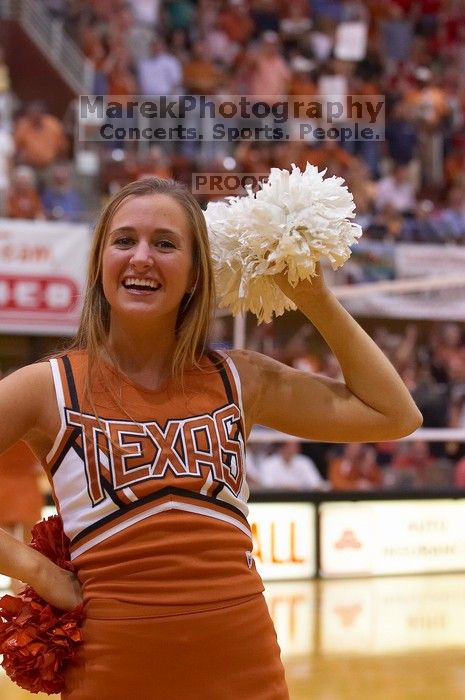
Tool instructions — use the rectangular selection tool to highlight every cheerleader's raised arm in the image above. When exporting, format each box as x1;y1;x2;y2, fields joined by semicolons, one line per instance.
229;261;422;443
208;164;423;443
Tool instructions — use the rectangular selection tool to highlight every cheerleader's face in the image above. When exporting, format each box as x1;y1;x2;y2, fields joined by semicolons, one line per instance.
102;194;195;327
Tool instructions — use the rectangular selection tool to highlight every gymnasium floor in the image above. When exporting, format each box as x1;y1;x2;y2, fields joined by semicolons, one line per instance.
2;573;465;699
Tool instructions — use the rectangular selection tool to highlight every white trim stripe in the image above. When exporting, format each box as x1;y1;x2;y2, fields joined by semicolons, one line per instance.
70;500;252;559
223;354;245;420
46;359;67;464
122;487;138;502
200;471;213;496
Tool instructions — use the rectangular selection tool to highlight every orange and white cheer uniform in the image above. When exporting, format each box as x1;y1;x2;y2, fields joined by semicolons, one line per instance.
42;350;289;700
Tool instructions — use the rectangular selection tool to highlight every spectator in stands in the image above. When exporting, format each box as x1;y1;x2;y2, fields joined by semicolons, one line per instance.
103;43;138;100
434;185;465;243
430;322;465;384
0;46;11;124
279;2;312;53
165;0;196;32
41;163;83;222
411;365;450;429
182;39;223;94
399;199;441;242
281;324;322;374
385;100;418;166
6;166;44;220
199;0;241;67
329;443;383;490
218;0;255;47
13;101;68;173
374;163;417;214
137;36;183;96
345;158;376;227
390;440;452;489
127;0;161;28
0;113;13;217
259;441;329;490
454;455;465;488
379;2;414;75
250;0;280;35
247;31;291;101
169;28;192;64
385;441;423;489
78;21;108;93
298;140;355;177
136;146;172;180
449;385;465;431
288;56;318;97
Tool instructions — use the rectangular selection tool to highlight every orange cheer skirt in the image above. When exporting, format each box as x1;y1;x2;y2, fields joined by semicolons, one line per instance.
62;593;289;700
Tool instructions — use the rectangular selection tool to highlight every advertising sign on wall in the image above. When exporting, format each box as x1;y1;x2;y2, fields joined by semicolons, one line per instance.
0;219;90;334
320;499;465;577
248;502;316;580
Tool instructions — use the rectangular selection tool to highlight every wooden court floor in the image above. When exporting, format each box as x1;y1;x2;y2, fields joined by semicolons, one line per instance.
2;573;465;699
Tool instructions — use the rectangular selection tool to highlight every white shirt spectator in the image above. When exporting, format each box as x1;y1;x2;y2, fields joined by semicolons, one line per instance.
128;0;161;27
374;165;416;213
0;126;13;191
260;442;328;490
138;44;182;96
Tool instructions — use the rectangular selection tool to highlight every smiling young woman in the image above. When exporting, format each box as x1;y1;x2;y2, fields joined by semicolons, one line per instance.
0;177;422;700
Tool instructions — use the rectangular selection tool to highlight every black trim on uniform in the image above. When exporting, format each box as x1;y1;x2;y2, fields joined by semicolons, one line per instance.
70;485;250;546
207;350;234;404
207;351;245;473
212;483;224;498
62;355;80;411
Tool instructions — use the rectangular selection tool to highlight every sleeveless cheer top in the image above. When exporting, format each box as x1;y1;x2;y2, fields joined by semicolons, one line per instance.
42;350;264;616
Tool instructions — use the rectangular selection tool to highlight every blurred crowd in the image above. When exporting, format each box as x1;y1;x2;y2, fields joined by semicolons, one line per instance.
227;316;465;492
2;0;465;232
34;0;465;243
1;0;465;492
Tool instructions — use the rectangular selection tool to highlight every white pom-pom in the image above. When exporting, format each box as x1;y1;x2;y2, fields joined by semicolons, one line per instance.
205;162;362;323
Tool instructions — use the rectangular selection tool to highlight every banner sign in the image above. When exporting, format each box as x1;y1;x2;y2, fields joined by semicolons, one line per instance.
332;242;465;319
0;219;90;334
320;499;465;577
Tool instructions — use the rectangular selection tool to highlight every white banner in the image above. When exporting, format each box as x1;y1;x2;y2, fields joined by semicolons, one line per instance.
0;219;90;334
320;499;465;577
336;242;465;319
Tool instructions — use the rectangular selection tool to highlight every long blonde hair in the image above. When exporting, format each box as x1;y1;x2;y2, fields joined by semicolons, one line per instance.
70;177;216;380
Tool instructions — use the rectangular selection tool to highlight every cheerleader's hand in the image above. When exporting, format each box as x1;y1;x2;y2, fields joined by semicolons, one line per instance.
273;261;330;306
33;558;83;611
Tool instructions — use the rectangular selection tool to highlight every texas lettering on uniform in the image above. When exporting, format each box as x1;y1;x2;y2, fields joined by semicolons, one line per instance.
65;405;244;504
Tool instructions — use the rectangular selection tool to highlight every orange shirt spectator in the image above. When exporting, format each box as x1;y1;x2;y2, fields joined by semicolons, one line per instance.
329;444;383;490
14;102;68;169
288;57;317;96
183;41;223;94
104;46;138;103
136;146;172;180
297;141;354;174
6;166;44;219
248;33;291;100
218;1;255;44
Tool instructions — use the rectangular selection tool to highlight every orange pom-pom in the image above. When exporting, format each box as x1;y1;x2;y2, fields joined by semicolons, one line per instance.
0;516;84;694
